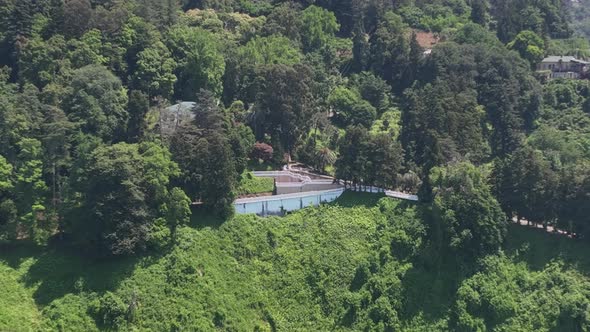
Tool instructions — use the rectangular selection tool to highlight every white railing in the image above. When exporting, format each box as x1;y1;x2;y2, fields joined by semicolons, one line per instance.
235;188;346;216
348;185;419;201
235;188;345;204
385;190;419;201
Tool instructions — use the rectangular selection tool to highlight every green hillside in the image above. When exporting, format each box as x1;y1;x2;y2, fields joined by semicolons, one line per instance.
2;193;590;331
1;0;590;330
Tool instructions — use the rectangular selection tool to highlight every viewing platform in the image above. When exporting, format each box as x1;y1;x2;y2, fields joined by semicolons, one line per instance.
235;168;419;216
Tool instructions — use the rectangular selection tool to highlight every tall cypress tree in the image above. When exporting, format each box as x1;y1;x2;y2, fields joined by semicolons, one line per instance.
5;0;35;74
170;90;237;219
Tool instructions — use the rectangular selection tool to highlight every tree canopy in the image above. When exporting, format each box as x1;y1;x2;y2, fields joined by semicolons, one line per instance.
0;0;589;330
0;0;586;300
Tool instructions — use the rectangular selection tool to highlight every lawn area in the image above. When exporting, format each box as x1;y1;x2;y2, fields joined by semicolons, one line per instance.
0;261;41;330
333;190;387;208
236;172;274;196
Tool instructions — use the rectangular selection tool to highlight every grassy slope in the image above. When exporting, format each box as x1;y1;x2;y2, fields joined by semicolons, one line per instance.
0;261;40;330
506;223;590;274
236;172;275;196
0;194;393;331
1;193;590;331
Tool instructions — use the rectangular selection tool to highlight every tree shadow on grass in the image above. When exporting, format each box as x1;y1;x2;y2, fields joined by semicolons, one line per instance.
399;203;465;325
190;205;227;229
400;224;590;325
1;239;164;307
400;255;464;324
505;224;590;276
0;241;42;270
332;191;386;208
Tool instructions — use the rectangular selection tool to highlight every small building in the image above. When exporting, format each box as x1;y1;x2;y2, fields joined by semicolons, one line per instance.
537;56;590;79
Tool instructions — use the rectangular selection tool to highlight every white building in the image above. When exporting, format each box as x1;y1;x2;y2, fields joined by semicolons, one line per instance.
537;56;590;79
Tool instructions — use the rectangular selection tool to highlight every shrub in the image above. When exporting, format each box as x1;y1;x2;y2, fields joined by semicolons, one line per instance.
90;292;128;329
251;142;274;163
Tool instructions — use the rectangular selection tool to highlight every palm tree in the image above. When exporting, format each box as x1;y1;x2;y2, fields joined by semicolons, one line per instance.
314;147;336;173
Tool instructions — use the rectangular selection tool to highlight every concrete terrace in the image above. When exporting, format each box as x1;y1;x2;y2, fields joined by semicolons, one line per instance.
234;168;419;216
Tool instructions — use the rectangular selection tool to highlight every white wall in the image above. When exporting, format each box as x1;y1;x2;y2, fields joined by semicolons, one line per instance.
234;189;345;216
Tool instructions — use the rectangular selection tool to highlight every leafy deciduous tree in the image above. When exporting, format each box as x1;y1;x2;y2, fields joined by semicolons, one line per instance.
300;5;339;52
167;26;225;99
64;65;129;142
68;141;184;256
431;162;507;260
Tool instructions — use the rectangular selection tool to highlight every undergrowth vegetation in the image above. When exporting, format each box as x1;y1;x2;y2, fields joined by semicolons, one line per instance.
2;194;590;331
236;172;275;196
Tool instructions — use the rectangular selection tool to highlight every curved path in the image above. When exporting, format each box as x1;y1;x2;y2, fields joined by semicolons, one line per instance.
286;163;419;201
235;164;418;216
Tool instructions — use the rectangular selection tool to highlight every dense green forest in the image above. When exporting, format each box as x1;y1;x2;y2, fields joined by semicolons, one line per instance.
1;0;590;330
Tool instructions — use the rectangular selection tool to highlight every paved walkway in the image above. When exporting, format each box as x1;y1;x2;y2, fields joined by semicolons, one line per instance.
513;217;575;238
234;165;419;216
252;164;576;236
287;163;419;202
